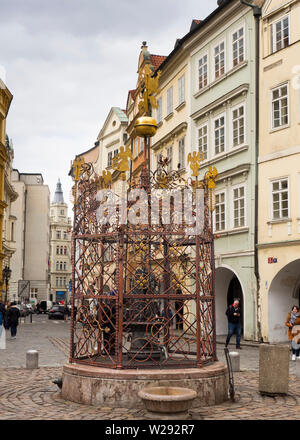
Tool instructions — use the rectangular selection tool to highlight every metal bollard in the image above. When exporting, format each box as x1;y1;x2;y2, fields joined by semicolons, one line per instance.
26;350;39;369
296;358;300;379
229;351;240;372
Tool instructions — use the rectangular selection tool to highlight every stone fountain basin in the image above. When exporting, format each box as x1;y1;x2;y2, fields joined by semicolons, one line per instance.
138;386;197;414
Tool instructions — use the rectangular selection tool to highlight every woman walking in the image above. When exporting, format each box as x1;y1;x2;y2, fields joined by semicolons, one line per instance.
7;302;21;339
285;305;300;360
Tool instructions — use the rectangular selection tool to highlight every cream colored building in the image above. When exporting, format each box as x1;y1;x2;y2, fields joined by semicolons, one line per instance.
2;137;18;300
10;171;50;303
49;179;72;302
151;42;189;180
258;0;300;342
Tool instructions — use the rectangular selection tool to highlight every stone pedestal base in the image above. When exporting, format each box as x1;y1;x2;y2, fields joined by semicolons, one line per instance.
61;362;228;408
259;344;290;395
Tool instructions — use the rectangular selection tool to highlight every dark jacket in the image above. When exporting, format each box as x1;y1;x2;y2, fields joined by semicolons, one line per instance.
7;306;20;326
226;304;241;324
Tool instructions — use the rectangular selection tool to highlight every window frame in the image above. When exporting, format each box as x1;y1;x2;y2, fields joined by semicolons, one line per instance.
231;25;245;68
178;136;185;170
270;177;290;220
231;102;246;148
214;190;226;232
213;113;226;156
198;52;209;91
271;14;290;54
198;122;209;161
270;82;289;130
178;75;185;105
166;86;173;116
231;184;246;229
213;40;226;80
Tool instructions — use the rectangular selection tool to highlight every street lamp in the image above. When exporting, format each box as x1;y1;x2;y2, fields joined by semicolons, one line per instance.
3;266;12;303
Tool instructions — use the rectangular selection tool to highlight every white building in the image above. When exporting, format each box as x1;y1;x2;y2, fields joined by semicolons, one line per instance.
49;179;71;303
10;171;50;303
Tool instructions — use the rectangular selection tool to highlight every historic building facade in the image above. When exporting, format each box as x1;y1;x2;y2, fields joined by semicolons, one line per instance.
258;0;300;342
0;78;13;301
10;171;50;304
49;179;72;302
188;0;261;340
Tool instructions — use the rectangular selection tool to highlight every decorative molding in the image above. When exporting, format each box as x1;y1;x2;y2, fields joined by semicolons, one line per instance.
191;84;249;120
151;122;188;151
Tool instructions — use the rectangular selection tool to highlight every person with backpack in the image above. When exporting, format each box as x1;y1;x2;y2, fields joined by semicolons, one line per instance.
225;299;242;349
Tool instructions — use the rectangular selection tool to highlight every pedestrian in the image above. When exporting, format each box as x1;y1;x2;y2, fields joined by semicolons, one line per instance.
0;301;6;349
225;299;242;349
63;302;68;321
7;302;21;339
285;305;300;361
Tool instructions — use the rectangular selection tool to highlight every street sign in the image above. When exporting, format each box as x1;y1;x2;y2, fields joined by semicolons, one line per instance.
18;280;30;299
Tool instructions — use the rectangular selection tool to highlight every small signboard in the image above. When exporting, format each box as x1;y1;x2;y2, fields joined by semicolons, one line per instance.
18;280;30;299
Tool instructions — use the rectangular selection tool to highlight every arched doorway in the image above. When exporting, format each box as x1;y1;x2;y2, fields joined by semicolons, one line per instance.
215;267;244;336
268;259;300;343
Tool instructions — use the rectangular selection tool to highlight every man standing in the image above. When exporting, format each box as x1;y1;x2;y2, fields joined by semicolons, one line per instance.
225;299;242;349
7;302;21;339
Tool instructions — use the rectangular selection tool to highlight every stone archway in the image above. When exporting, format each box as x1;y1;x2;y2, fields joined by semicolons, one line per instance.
268;259;300;343
215;266;244;336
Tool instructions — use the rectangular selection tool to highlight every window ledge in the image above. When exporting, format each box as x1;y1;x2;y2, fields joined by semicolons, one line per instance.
270;124;290;134
214;226;249;237
267;218;292;225
157;121;163;128
194;60;248;99
199;144;249;169
165;112;174;121
175;101;186;112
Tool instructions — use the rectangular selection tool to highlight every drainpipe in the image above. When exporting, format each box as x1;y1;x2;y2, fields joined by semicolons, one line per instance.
240;0;262;342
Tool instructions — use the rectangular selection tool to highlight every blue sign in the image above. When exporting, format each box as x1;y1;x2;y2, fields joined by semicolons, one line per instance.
69;280;72;292
56;291;65;300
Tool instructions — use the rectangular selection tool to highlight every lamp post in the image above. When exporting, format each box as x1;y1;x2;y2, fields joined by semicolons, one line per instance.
3;265;12;303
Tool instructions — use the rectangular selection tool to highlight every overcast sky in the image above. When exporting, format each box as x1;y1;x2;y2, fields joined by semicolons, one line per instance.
0;0;216;213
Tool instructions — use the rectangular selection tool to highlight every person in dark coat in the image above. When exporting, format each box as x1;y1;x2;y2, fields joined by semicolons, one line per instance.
7;302;21;339
225;299;242;349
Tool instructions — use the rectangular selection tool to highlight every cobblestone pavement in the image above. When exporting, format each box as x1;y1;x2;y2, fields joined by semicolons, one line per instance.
0;314;299;420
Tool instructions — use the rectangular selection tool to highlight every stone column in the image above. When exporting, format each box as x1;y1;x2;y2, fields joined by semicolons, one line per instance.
259;344;289;395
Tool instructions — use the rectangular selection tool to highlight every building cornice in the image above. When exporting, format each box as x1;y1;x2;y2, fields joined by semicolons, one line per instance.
191;84;249;120
151;122;188;152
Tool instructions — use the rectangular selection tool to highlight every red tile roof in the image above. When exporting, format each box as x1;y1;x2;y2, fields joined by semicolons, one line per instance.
150;55;167;71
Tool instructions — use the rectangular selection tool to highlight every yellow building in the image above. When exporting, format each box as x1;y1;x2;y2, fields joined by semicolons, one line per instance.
0;78;13;300
151;43;188;181
258;0;300;342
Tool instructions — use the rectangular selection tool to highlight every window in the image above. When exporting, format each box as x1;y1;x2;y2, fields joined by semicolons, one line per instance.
232;27;244;67
178;137;185;169
113;149;119;158
233;186;245;228
60;209;64;215
56;277;59;287
232;105;245;147
167;146;173;172
272;16;289;53
56;261;59;271
198;54;208;90
156;153;163;175
56;246;59;255
56;230;61;239
134;138;139;158
167;87;173;115
271;178;289;219
178;75;185;105
157;97;162;123
63;231;67;240
214;115;225;155
60;261;63;271
60;246;63;255
11;222;14;241
271;84;288;129
64;246;67;255
198;124;208;160
215;192;226;231
214;42;225;79
140;138;144;153
63;262;66;271
107;152;113;167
